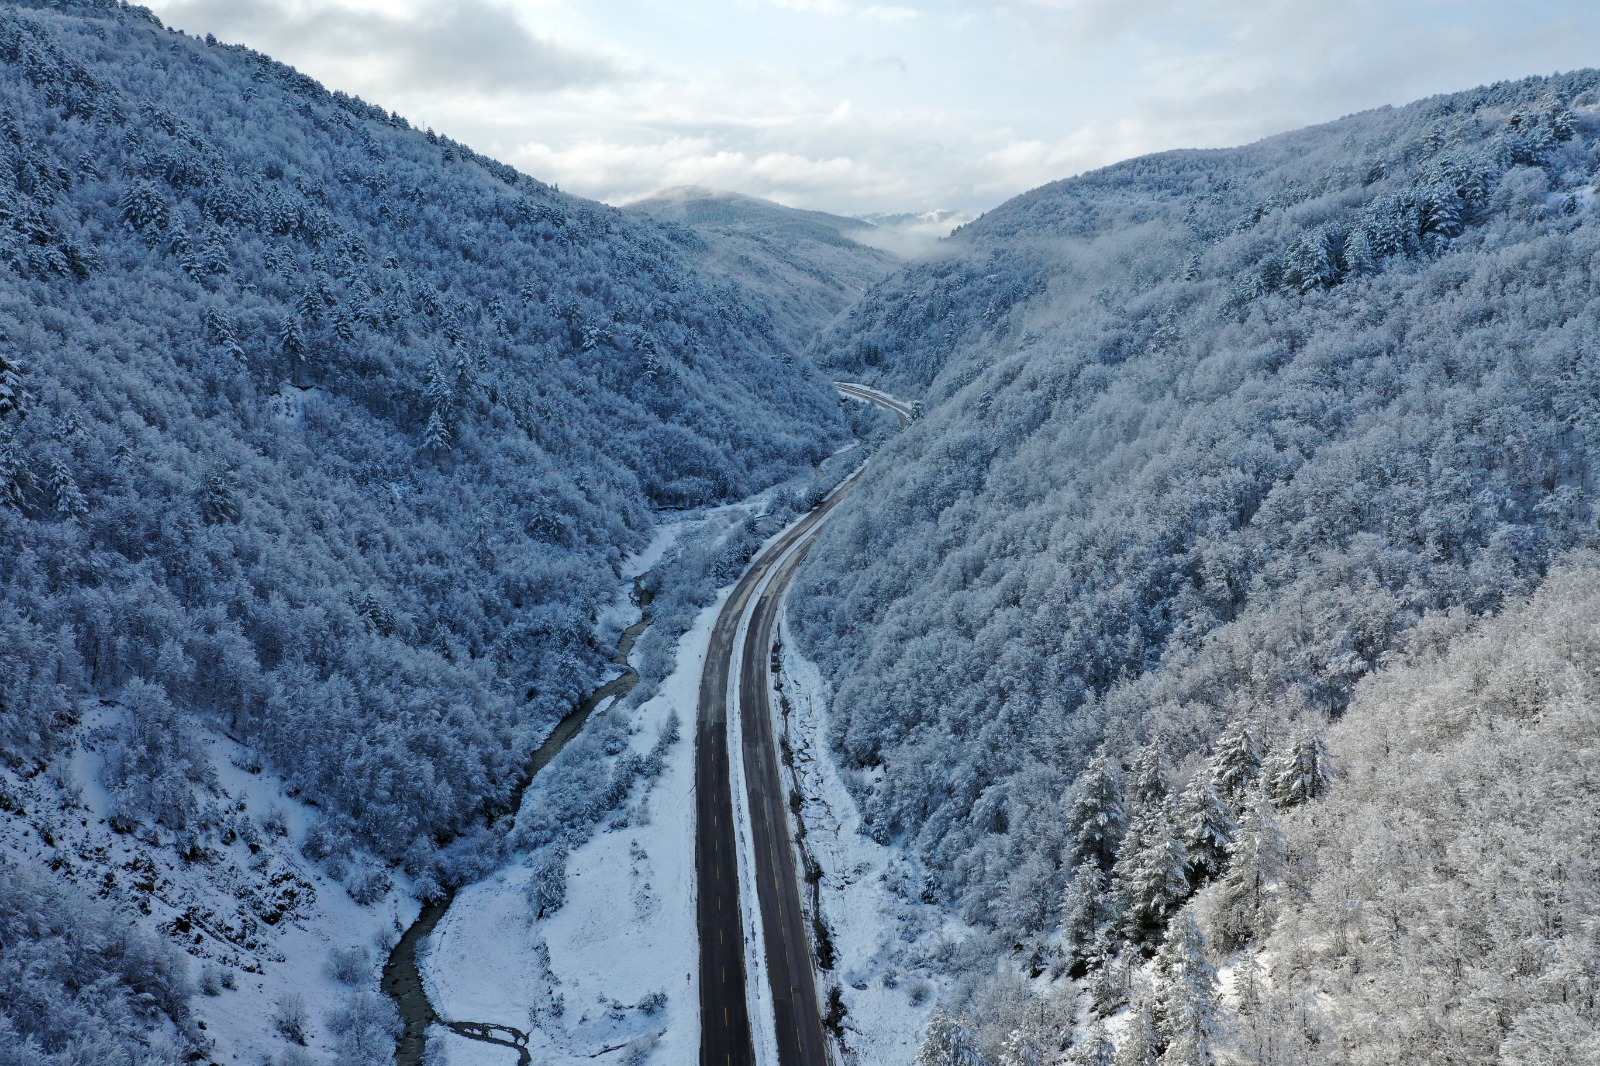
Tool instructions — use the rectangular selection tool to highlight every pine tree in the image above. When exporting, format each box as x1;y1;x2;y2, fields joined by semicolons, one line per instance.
1114;800;1190;947
1114;999;1161;1066
1266;733;1333;809
1176;778;1235;886
1206;721;1263;808
195;226;231;277
1068;750;1126;871
198;465;240;525
279;315;305;360
1343;227;1378;275
1061;857;1115;969
117;180;170;234
47;458;87;521
1226;953;1276;1066
295;284;322;322
0;345;25;421
1153;913;1220;1066
424;351;456;411
1214;796;1285;951
1126;747;1170;820
332;306;357;345
421;407;452;454
918;1011;989;1066
1233;952;1265;1022
0;436;23;510
1088;947;1130;1017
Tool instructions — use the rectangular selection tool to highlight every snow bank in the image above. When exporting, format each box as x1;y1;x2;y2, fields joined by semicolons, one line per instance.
773;619;965;1065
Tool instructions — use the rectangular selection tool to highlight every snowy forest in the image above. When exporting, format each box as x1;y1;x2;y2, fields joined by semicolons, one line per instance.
5;0;1600;1063
794;70;1600;1064
0;0;848;857
0;1;853;1059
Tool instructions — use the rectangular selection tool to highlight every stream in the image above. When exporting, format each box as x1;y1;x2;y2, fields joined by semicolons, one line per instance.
382;581;655;1066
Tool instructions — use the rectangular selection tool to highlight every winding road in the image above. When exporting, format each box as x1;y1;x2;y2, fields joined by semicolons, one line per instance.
697;382;910;1066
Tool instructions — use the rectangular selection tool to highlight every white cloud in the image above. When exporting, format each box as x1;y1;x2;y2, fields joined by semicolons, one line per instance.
762;0;852;13
859;5;920;22
146;0;1600;219
153;0;621;95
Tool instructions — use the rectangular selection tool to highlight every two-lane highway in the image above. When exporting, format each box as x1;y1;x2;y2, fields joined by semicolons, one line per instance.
696;382;910;1066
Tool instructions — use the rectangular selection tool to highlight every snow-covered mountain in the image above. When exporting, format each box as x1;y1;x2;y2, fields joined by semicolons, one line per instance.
792;72;1600;1061
624;185;899;354
0;1;854;1061
6;0;1600;1063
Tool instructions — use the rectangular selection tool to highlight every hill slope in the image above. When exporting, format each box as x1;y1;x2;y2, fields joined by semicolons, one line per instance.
790;71;1600;1059
624;186;899;354
0;0;843;1020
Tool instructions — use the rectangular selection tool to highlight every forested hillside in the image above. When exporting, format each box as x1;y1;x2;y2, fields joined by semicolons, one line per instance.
791;71;1600;1060
1231;559;1600;1064
0;0;841;920
625;186;899;354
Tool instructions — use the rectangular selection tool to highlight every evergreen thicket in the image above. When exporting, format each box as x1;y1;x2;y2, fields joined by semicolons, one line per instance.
0;0;840;886
795;71;1600;1062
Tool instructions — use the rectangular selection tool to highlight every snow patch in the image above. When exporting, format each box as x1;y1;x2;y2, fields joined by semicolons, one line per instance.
772;618;967;1065
1;702;417;1064
422;576;718;1065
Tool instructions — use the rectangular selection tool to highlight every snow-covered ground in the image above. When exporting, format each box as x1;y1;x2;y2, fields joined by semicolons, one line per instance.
422;588;710;1065
0;704;418;1064
422;504;769;1066
773;617;967;1066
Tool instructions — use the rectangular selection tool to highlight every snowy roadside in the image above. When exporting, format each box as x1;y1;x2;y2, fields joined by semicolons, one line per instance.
421;498;780;1065
772;616;967;1066
421;589;710;1065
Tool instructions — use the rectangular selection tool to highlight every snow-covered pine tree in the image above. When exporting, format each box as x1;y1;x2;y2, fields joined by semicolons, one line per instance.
0;345;25;421
1126;747;1171;819
1213;795;1285;951
420;407;452;454
1206;720;1263;809
1113;799;1190;946
197;464;240;525
46;457;86;521
1265;733;1333;808
117;179;170;235
202;308;245;361
1153;912;1221;1066
0;436;23;510
1176;778;1236;886
1088;946;1130;1017
278;314;304;359
1114;998;1161;1066
918;1011;990;1066
1061;857;1116;970
1068;749;1126;871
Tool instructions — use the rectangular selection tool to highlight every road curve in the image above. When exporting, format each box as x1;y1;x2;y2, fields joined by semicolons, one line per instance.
834;381;914;423
696;383;909;1066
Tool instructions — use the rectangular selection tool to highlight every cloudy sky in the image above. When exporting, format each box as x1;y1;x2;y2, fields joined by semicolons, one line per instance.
145;0;1600;220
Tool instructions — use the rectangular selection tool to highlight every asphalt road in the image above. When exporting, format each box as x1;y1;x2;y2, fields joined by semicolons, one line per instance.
696;383;909;1066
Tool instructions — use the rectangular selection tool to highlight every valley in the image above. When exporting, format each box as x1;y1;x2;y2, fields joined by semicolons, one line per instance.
3;3;1600;1066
